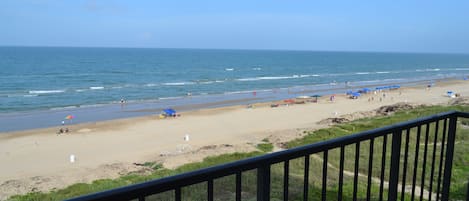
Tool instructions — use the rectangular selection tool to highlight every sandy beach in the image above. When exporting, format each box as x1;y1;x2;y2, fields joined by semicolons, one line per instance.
1;79;468;200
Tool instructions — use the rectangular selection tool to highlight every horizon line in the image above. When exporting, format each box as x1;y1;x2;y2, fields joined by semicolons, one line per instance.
1;44;468;55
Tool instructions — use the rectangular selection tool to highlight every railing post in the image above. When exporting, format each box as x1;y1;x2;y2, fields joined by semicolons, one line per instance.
257;163;271;201
441;116;458;201
388;130;402;201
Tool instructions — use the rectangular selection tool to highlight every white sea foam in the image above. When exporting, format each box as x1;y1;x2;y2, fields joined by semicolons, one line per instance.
419;68;440;72
355;72;371;75
7;94;38;98
144;83;158;87
162;82;194;86
237;74;313;82
299;74;320;78
199;81;215;84
224;90;252;95
376;71;390;74
159;96;183;100
383;78;405;81
237;77;259;81
225;68;234;71
258;76;295;80
29;90;65;94
50;105;79;111
454;68;469;71
90;86;104;90
23;94;38;97
252;67;262;70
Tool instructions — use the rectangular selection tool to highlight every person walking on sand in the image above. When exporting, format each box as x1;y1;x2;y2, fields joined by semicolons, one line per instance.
61;120;65;126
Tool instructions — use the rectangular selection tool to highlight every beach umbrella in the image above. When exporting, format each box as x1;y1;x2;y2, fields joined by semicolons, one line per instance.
361;88;371;93
163;108;176;116
351;92;361;97
64;115;74;124
311;94;321;101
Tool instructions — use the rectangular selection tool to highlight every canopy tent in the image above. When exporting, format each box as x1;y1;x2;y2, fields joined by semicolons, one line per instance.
375;85;400;90
351;92;361;97
359;88;372;93
163;108;176;116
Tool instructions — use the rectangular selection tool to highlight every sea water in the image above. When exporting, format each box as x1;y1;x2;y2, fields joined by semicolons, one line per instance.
1;47;469;132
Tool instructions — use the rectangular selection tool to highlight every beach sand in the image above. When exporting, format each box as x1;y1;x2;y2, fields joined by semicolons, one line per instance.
0;80;468;200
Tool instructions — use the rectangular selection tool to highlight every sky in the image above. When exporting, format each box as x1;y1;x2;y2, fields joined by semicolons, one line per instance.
1;0;469;53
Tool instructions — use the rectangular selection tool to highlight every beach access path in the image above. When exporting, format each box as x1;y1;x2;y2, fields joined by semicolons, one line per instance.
0;80;468;200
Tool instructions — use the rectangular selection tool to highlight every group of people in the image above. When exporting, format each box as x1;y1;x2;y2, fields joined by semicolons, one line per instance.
58;120;70;134
57;127;69;134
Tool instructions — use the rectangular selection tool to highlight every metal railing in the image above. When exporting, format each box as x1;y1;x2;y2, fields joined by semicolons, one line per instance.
67;111;469;201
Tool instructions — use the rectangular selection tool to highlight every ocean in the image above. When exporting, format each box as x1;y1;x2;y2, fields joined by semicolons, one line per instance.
1;47;469;132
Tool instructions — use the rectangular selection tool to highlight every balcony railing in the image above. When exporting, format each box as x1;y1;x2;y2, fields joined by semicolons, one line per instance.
66;111;469;201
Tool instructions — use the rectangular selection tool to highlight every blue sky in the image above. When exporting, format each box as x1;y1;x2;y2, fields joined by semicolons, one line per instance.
1;0;469;53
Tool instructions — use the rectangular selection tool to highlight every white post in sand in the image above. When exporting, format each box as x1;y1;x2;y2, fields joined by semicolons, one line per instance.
184;134;190;142
70;154;75;163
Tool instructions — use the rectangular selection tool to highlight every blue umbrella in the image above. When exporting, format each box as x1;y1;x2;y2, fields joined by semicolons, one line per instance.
351;92;361;97
361;88;371;93
163;108;176;116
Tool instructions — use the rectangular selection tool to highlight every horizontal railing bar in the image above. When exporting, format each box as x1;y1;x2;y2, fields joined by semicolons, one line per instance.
456;111;469;118
66;111;468;201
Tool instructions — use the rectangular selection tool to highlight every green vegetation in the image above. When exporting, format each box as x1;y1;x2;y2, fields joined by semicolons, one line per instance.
8;105;469;201
257;141;274;152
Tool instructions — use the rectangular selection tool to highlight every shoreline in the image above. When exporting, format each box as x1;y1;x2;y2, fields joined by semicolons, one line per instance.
0;79;468;200
0;76;460;133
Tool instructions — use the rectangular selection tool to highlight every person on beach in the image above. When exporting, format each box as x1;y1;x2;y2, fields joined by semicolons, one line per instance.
120;98;126;109
61;120;65;126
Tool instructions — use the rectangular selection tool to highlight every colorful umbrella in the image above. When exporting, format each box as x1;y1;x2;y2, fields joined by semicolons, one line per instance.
65;115;74;120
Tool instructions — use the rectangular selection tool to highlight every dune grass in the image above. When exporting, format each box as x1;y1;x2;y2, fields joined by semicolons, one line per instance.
8;105;469;201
